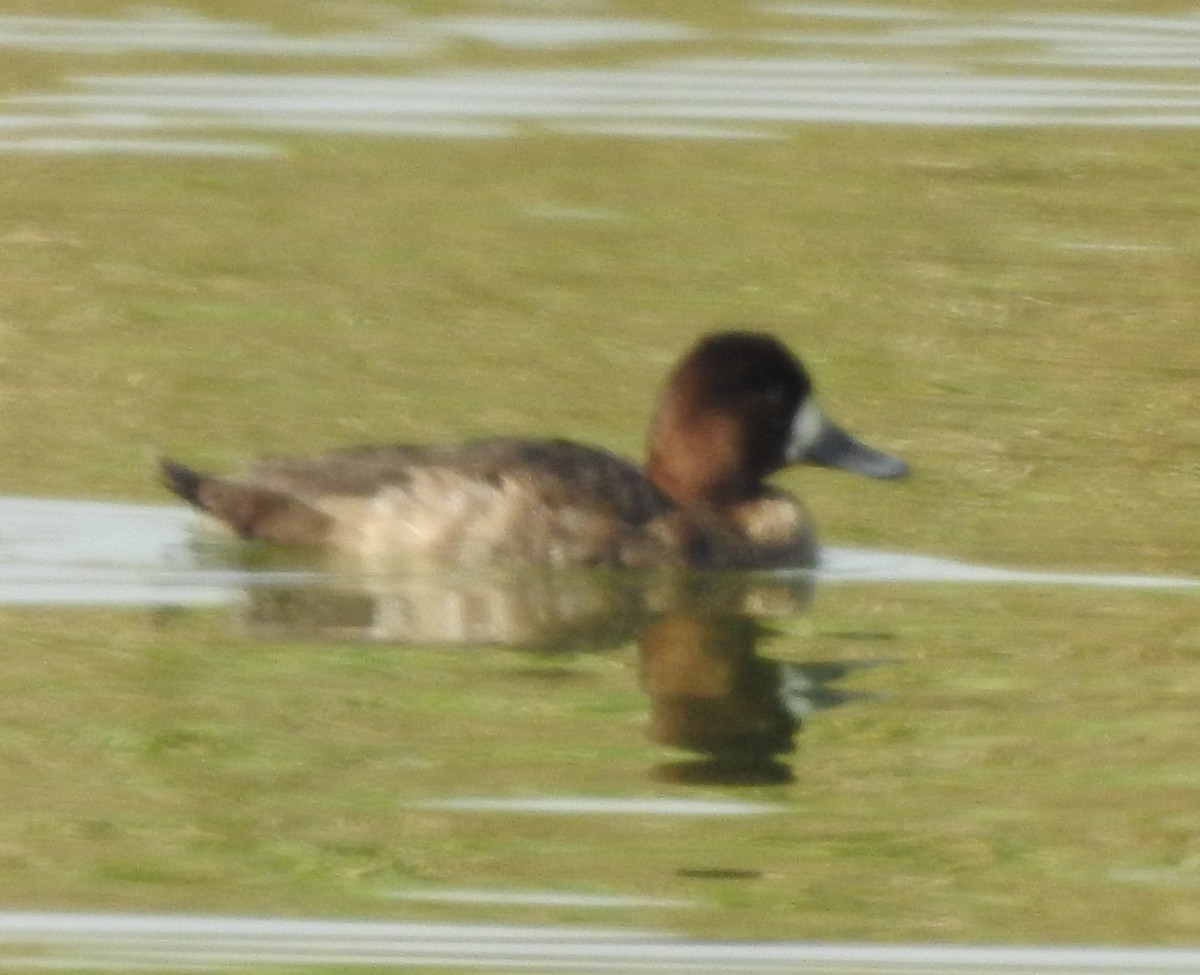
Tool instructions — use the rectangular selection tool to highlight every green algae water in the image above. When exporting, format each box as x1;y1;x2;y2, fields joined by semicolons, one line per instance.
0;0;1198;957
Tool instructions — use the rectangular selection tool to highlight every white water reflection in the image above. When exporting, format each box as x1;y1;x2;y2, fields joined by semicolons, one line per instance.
0;135;280;157
0;10;422;57
429;16;699;48
0;496;1194;608
0;11;694;56
3;910;1200;973
11;62;1200;150
819;547;1200;591
0;496;313;607
3;6;1200;154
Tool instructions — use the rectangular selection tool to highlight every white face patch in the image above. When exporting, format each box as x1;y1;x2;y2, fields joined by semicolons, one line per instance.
785;398;828;463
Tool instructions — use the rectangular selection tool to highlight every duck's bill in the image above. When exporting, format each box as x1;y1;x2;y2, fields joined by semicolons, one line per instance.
788;403;909;479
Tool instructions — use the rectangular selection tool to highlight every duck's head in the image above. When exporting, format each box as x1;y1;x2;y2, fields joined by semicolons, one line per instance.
645;331;908;507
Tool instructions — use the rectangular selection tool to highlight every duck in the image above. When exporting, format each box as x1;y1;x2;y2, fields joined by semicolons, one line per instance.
160;331;907;569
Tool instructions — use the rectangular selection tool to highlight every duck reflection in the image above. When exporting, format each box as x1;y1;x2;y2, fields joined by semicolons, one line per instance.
640;615;872;786
240;563;872;782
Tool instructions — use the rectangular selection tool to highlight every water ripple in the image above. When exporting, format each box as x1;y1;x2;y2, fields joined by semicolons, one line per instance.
2;7;1200;154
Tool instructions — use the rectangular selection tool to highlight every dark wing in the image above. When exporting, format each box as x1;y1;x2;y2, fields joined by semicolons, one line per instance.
187;437;674;530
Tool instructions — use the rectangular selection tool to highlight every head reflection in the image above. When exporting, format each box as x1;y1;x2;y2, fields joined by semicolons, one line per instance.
636;584;877;786
241;560;871;783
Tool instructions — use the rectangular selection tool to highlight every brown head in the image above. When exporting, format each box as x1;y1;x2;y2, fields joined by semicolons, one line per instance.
645;331;908;508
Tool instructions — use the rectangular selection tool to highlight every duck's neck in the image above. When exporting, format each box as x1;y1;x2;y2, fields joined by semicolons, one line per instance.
645;417;757;509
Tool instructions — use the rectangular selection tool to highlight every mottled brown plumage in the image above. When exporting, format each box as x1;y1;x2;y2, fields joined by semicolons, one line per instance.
160;332;907;568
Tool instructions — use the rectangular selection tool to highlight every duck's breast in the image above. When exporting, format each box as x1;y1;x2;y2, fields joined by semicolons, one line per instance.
727;489;818;568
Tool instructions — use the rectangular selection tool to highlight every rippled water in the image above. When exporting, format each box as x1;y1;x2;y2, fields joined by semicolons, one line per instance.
1;495;1192;609
2;491;1197;965
2;5;1198;967
4;910;1200;973
2;5;1200;156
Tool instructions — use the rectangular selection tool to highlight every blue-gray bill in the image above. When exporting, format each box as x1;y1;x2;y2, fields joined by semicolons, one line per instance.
804;419;909;480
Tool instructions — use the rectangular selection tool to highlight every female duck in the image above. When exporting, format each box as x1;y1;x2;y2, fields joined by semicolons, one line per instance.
160;331;907;569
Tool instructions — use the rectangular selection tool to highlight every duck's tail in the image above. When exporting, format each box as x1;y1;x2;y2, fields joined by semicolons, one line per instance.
160;458;208;508
159;458;334;545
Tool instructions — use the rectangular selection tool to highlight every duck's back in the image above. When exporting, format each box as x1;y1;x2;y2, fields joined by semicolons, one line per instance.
169;438;683;568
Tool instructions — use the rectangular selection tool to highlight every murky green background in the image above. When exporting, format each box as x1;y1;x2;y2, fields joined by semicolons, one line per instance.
0;0;1198;956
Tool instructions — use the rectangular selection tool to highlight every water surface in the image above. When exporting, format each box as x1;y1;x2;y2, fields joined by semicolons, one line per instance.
5;910;1200;973
1;1;1198;963
2;495;1191;609
3;5;1200;156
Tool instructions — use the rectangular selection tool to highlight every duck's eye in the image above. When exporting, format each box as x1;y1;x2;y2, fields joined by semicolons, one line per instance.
760;385;793;421
762;384;787;406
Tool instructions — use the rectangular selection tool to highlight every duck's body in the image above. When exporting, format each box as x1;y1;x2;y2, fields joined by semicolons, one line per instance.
162;437;815;569
161;332;907;569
